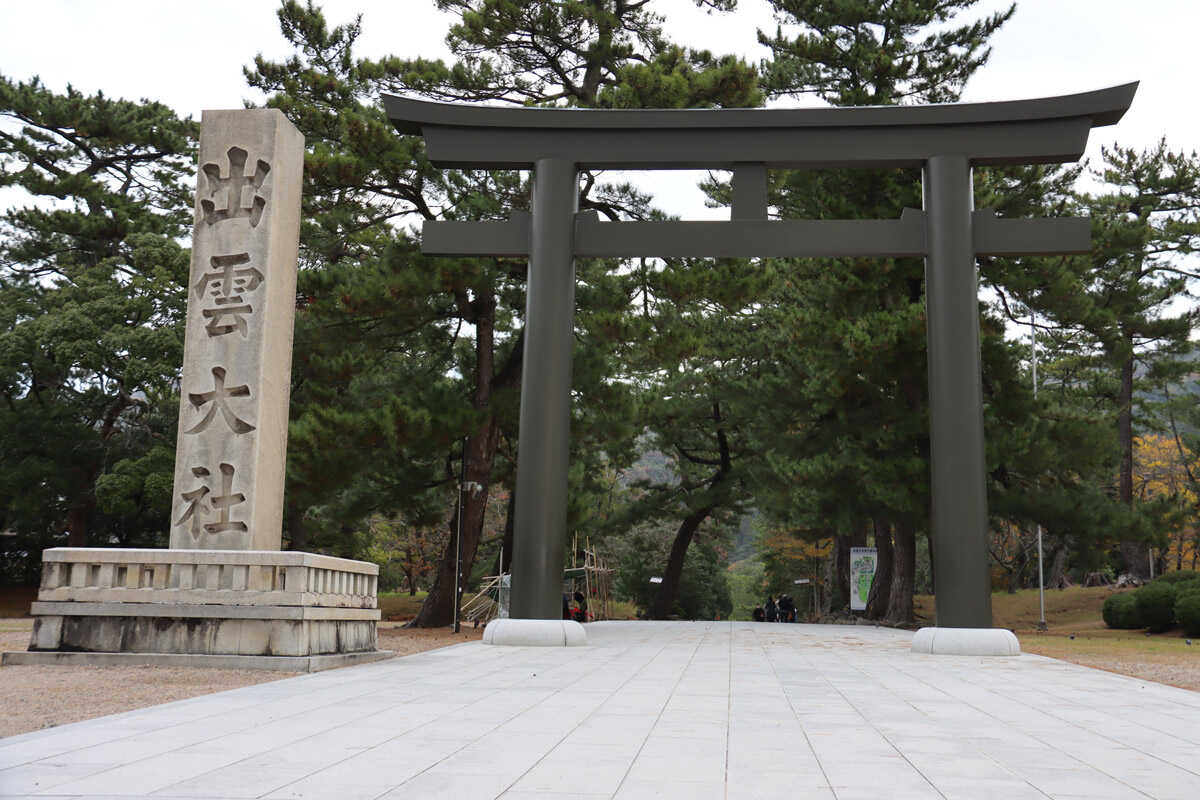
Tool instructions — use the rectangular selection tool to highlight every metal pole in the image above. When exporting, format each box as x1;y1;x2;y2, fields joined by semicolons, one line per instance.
1032;313;1047;631
510;158;578;620
453;436;466;634
923;154;992;629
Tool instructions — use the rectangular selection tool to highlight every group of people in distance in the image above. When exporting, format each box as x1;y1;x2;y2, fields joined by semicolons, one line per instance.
561;590;588;623
752;594;797;623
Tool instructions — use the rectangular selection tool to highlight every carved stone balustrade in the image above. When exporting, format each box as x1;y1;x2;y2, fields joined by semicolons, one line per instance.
16;548;385;669
36;548;377;608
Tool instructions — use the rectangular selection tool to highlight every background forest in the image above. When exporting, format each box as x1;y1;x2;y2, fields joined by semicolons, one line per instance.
1;0;1198;627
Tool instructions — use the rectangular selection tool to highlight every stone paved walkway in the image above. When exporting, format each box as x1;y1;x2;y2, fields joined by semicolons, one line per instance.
1;621;1198;799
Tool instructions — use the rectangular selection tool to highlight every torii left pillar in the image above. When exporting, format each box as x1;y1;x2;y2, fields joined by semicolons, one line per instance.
509;159;579;621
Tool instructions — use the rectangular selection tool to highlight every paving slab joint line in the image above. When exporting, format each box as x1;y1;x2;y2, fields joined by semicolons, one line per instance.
755;622;837;795
608;621;724;799
887;656;1200;791
303;631;680;799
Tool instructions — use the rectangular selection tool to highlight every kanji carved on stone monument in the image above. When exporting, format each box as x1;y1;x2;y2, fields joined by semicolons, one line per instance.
200;146;271;227
185;366;255;435
195;252;266;337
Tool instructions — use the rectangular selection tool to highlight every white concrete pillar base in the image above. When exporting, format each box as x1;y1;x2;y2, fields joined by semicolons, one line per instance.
911;627;1020;656
482;618;586;647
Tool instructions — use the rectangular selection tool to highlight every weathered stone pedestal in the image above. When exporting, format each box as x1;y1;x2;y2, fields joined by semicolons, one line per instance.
2;548;390;672
482;618;586;647
910;626;1020;656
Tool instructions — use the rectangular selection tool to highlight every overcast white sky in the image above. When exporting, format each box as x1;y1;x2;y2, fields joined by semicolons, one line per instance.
3;0;1198;218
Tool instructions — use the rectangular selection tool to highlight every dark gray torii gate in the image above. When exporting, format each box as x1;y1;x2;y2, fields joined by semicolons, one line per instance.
386;83;1136;629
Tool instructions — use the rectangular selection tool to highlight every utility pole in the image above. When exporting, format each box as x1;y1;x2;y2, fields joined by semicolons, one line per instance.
453;437;467;634
1032;312;1048;632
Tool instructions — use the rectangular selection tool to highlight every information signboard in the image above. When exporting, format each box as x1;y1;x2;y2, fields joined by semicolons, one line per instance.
850;547;879;611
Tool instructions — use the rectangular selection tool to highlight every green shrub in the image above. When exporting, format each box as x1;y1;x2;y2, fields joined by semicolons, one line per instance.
1172;577;1200;598
1134;581;1177;632
1102;592;1142;629
1176;591;1200;638
1152;570;1199;585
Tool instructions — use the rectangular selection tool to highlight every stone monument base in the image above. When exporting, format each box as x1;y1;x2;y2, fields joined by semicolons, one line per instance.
910;626;1021;656
1;548;390;672
482;617;586;647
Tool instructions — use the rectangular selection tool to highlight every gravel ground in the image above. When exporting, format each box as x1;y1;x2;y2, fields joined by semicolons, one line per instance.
1019;639;1200;692
0;620;482;739
1065;657;1200;691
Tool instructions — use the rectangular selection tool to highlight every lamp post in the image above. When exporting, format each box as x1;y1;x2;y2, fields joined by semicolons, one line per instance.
453;437;467;634
1032;312;1048;632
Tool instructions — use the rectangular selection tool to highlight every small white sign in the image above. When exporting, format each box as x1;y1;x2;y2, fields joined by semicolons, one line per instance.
793;578;810;585
649;576;663;584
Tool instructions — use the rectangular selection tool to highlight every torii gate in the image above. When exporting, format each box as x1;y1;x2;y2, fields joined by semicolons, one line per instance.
386;83;1136;640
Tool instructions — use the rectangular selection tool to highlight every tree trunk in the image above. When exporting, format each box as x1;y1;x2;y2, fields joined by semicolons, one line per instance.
925;527;935;591
834;533;851;611
64;394;127;548
866;518;893;620
494;487;515;576
649;505;715;620
819;550;833;617
66;500;91;548
1048;543;1070;589
885;521;916;625
1117;350;1150;579
408;421;499;627
284;502;308;551
651;400;733;620
409;302;502;628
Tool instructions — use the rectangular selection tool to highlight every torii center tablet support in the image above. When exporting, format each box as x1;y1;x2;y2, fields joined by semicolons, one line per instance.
386;84;1137;632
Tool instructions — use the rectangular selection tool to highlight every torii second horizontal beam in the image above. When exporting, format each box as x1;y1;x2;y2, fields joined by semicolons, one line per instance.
420;209;1090;259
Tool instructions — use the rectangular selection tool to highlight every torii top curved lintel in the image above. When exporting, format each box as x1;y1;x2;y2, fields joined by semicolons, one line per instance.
383;83;1137;171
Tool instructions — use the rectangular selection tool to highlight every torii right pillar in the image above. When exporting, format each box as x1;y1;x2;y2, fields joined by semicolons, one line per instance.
923;154;991;629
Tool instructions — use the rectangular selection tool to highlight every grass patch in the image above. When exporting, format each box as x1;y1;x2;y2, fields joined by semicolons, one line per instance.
914;585;1118;633
913;585;1200;690
379;590;428;621
1019;631;1199;659
606;599;638;620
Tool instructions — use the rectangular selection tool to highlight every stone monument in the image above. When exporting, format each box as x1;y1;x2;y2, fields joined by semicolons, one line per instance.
3;110;389;672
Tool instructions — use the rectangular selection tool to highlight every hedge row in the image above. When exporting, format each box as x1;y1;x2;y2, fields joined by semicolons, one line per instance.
1178;581;1200;638
1149;570;1199;585
1101;572;1200;633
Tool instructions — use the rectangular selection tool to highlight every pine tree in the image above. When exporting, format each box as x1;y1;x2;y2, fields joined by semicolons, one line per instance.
247;1;757;625
604;246;775;618
0;76;194;573
749;0;1014;623
1076;142;1200;579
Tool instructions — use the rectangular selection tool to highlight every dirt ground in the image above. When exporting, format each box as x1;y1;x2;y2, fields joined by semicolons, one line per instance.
0;620;482;739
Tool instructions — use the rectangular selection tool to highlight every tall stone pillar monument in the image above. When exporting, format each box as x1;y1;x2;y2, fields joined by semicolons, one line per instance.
170;109;302;552
5;109;390;672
